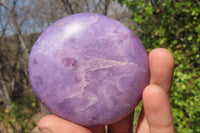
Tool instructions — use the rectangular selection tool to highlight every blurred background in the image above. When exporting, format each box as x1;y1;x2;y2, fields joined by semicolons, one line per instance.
0;0;199;132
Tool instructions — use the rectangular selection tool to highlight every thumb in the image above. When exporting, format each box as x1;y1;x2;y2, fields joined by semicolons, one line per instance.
38;115;92;133
143;84;174;133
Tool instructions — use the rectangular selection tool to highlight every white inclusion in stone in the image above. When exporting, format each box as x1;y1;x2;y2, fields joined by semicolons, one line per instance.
88;95;98;106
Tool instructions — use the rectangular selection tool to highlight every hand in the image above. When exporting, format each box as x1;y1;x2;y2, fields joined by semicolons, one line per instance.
38;48;175;133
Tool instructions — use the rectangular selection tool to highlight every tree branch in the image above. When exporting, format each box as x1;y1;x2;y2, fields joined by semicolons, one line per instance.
103;0;110;16
0;0;8;9
62;0;74;14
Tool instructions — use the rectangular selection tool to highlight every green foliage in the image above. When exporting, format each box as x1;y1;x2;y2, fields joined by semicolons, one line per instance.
0;95;38;133
120;0;200;132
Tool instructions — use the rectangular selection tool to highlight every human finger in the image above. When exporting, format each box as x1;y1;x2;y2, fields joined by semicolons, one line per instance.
149;48;175;94
136;48;175;133
142;85;174;133
136;108;149;133
38;115;92;133
89;125;105;133
107;111;134;133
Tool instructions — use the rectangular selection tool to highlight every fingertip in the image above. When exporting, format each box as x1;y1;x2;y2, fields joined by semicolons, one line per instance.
149;48;174;58
38;115;55;131
142;84;166;112
149;48;175;70
148;48;175;94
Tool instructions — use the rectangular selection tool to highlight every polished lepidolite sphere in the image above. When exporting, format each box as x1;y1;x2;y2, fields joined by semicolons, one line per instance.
29;13;149;126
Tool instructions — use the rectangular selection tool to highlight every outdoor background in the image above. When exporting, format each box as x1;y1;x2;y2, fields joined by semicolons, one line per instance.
0;0;199;133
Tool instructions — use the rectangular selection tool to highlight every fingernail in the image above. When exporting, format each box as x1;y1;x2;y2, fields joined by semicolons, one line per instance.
39;128;50;133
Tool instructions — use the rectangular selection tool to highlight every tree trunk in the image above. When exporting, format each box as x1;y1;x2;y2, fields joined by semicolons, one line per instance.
103;0;110;16
0;72;11;110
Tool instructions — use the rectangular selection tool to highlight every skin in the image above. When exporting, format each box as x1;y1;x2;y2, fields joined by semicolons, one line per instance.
38;48;175;133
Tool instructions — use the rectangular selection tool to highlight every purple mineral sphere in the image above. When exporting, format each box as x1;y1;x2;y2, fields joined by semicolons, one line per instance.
28;13;149;126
